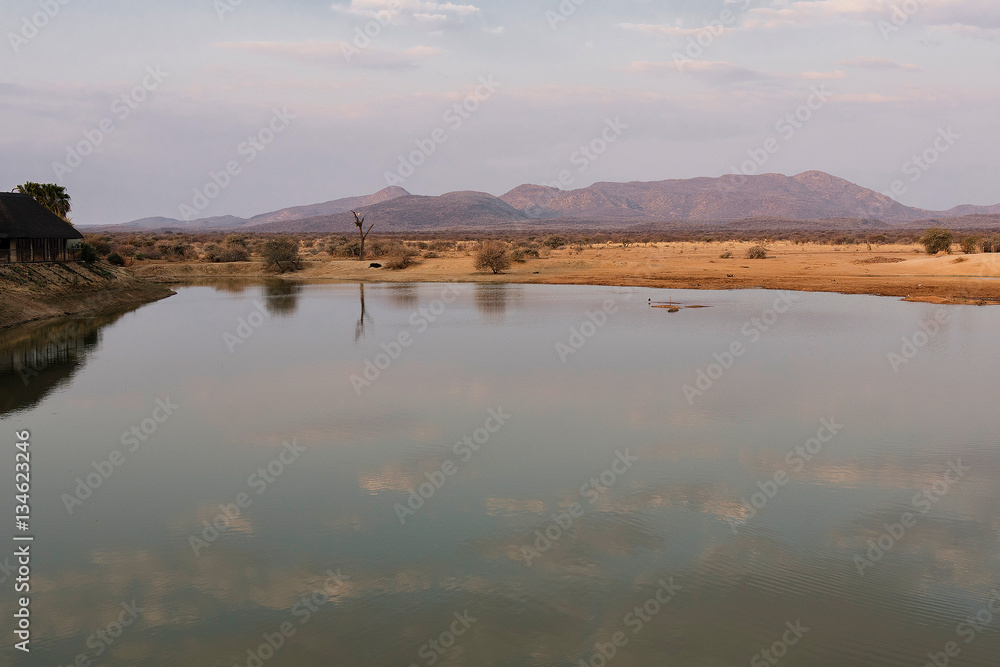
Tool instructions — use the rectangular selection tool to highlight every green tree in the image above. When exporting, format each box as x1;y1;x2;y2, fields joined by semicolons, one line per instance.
920;228;954;255
16;182;72;222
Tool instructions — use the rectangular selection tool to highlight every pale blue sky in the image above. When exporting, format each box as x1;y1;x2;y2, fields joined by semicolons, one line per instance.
2;0;998;223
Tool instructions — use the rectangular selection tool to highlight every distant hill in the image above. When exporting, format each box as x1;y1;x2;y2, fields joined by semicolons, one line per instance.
95;186;411;231
90;173;1000;233
250;191;530;233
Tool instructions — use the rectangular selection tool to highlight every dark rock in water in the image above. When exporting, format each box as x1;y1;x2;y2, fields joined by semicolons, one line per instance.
369;263;382;268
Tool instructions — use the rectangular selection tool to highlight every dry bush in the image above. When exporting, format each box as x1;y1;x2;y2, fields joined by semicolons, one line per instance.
474;241;511;274
383;250;418;270
746;245;768;260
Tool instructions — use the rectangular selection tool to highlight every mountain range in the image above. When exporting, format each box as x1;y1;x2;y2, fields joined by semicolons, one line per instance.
93;172;1000;233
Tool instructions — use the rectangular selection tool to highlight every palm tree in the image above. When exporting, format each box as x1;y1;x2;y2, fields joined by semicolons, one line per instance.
15;182;72;223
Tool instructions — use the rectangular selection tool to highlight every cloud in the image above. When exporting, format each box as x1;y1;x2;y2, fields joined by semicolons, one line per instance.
801;70;848;79
838;56;919;70
625;60;769;84
626;60;844;84
216;41;443;70
332;0;489;30
740;0;1000;38
619;22;734;38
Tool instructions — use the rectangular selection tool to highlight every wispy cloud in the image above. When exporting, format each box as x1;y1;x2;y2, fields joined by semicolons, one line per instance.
838;56;919;70
619;22;734;38
217;41;444;70
332;0;494;31
626;60;845;84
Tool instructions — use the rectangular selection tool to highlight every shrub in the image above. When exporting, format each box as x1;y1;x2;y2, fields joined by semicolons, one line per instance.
424;251;440;259
511;248;527;263
383;250;418;270
90;239;113;256
474;241;511;274
106;252;126;266
920;228;953;254
961;236;982;254
428;240;456;252
79;243;98;263
746;245;768;260
543;235;566;249
720;251;732;259
261;237;302;272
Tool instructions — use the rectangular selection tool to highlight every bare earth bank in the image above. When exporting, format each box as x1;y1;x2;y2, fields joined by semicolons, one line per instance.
0;262;175;330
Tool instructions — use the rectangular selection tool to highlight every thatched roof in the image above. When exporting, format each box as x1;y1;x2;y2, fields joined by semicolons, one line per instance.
0;192;83;239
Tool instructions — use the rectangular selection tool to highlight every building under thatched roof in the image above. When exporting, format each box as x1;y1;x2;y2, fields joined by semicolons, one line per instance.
0;192;84;262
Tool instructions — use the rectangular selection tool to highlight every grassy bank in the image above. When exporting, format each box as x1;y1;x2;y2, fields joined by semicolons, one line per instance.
0;261;175;329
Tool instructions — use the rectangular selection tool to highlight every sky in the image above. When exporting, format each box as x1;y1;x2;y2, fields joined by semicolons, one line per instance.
2;0;999;224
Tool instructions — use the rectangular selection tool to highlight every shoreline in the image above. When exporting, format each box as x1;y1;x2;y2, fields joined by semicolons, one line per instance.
128;241;1000;307
0;262;175;330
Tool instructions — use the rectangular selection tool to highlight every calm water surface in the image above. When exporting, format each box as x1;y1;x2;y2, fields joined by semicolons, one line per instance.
1;282;999;666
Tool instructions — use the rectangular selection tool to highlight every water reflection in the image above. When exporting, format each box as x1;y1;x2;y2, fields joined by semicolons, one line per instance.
262;279;302;317
474;282;519;324
355;283;373;342
5;284;1000;666
0;308;132;416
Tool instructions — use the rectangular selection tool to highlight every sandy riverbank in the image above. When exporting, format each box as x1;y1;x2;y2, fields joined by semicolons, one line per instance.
127;240;1000;306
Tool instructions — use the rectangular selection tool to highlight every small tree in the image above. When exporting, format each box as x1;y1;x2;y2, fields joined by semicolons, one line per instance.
960;236;982;254
746;245;768;259
352;210;374;261
261;237;301;272
920;228;953;255
474;241;511;274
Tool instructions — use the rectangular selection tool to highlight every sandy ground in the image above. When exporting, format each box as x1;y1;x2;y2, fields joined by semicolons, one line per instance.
128;241;1000;306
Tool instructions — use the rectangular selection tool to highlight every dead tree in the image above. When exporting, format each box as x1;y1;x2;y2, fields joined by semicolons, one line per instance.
353;210;374;261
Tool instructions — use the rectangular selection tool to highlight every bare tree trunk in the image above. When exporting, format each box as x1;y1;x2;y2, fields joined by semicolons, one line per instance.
353;211;374;261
